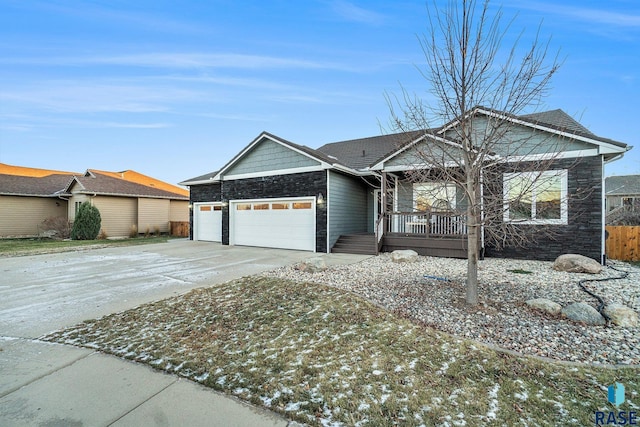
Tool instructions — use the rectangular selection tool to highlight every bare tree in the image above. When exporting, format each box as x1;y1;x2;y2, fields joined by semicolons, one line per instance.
386;0;563;305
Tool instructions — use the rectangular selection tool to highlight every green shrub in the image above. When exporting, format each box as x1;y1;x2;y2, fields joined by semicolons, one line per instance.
71;202;102;240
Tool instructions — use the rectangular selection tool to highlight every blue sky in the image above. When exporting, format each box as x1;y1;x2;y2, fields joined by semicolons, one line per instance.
0;0;638;186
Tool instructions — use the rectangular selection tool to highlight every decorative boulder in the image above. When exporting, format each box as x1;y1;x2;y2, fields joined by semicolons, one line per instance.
526;298;562;315
295;257;327;273
602;304;639;327
561;302;606;325
391;250;418;263
552;254;603;274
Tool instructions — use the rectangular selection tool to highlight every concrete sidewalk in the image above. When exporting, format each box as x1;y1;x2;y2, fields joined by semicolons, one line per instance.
0;241;370;426
0;339;290;427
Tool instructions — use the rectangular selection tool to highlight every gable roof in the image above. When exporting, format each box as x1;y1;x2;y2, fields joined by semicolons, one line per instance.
183;107;631;185
0;163;79;177
605;175;640;196
87;169;189;197
0;173;74;197
317;130;425;170
0;163;187;200
68;171;188;200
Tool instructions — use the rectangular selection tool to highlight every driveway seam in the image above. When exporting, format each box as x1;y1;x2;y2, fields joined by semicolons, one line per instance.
106;377;178;426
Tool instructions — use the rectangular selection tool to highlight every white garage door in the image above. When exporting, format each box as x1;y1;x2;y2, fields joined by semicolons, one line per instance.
195;204;222;242
231;198;316;251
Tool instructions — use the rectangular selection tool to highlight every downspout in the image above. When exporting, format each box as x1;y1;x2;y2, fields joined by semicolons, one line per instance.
601;156;606;265
326;169;331;254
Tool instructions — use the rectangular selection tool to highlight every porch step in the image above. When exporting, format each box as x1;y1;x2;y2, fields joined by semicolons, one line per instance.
331;234;377;255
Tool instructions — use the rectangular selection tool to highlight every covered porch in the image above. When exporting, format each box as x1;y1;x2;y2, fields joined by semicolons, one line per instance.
375;210;470;258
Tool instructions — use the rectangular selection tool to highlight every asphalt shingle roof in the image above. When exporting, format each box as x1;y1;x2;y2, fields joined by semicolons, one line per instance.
71;172;188;200
316;130;426;170
0;173;74;197
605;175;640;196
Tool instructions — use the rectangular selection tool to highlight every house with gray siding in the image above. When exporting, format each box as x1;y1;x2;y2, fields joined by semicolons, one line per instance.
181;107;631;262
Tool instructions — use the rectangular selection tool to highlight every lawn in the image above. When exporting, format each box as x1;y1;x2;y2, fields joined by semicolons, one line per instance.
43;276;639;426
0;236;170;256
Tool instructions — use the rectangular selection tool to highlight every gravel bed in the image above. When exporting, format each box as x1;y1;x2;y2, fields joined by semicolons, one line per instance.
264;255;640;366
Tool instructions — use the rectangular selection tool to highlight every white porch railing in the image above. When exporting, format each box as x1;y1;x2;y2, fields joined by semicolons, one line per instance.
385;211;467;237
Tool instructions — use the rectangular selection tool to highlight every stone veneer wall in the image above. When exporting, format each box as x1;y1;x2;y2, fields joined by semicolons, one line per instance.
189;171;327;253
484;156;603;262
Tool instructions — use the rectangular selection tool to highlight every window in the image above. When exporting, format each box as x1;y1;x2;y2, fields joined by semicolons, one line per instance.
293;202;312;209
213;205;222;211
503;170;568;224
272;202;289;210
413;182;457;212
199;205;212;211
236;203;252;211
75;201;82;214
253;203;270;210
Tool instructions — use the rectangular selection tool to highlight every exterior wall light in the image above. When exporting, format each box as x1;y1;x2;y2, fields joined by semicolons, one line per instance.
317;193;324;205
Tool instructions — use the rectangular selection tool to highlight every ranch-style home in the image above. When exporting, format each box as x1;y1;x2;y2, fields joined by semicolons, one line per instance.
181;107;631;262
0;164;189;238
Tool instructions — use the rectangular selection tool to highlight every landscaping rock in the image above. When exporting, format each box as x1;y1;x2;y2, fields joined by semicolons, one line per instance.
561;302;605;325
603;303;639;327
295;257;327;273
552;254;603;274
391;250;418;263
526;298;562;315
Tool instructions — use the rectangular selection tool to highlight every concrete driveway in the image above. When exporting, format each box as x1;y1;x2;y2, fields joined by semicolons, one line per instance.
0;240;366;426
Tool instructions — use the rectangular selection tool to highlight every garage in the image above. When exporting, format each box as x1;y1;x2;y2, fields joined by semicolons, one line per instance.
194;203;222;242
231;197;316;251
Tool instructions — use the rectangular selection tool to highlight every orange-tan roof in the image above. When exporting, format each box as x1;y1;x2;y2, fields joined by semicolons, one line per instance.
88;169;189;197
0;163;78;177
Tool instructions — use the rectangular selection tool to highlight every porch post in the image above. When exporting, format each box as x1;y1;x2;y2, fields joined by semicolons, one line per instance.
381;172;387;236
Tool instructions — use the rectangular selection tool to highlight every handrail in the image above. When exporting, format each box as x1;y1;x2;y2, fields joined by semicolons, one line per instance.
385;211;467;237
375;214;385;253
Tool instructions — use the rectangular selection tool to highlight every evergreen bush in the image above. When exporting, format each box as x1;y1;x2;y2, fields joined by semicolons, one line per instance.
71;202;102;240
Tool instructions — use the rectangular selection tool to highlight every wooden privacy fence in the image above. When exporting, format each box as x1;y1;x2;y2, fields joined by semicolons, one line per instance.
606;226;640;261
170;221;190;237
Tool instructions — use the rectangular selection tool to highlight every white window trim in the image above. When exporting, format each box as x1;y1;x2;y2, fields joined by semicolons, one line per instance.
503;170;568;225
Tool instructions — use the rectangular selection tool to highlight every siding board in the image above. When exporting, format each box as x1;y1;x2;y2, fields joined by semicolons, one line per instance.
0;195;68;237
225;139;320;176
328;171;368;249
138;198;170;233
92;196;137;237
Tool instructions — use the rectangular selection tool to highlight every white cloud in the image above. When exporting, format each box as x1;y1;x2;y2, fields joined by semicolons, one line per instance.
329;1;386;25
512;2;640;28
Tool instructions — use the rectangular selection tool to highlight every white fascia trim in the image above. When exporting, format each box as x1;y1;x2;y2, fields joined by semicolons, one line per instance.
180;178;220;186
223;165;326;181
449;108;628;154
501;149;599;163
215;132;329;181
370;133;466;171
381;161;460;173
331;163;370;176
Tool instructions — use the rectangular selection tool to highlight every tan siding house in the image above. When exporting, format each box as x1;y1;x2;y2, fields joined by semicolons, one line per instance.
1;163;189;238
137;198;170;233
0;195;68;237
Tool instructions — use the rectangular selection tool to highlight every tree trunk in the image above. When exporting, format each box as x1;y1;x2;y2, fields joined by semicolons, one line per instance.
466;220;479;305
466;181;479;305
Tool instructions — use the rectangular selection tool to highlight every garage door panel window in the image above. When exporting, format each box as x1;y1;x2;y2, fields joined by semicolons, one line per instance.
236;203;252;211
254;203;269;210
293;202;312;209
200;206;212;211
272;202;290;210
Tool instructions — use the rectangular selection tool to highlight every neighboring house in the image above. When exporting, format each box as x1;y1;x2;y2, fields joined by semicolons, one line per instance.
180;107;631;262
605;175;640;212
0;163;189;238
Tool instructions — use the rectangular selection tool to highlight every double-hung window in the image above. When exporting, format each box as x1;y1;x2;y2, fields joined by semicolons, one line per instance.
503;170;568;224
